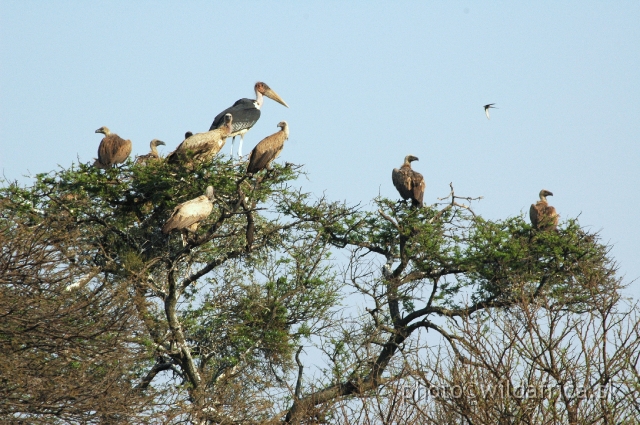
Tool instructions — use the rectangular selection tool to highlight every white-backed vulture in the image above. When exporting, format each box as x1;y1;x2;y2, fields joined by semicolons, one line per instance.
530;189;559;231
167;114;233;165
93;126;132;168
484;103;497;120
162;186;215;237
135;139;165;165
246;121;289;174
392;155;425;208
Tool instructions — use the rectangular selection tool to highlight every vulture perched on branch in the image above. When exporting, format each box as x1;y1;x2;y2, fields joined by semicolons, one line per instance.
530;189;559;231
135;139;165;165
162;186;215;244
167;114;233;165
209;82;289;158
246;121;289;175
93;126;132;168
392;155;425;208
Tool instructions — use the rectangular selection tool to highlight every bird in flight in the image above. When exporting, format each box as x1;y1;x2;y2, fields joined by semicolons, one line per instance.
484;103;497;120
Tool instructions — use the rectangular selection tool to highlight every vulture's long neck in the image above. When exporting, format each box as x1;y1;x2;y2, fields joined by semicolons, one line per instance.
150;143;159;157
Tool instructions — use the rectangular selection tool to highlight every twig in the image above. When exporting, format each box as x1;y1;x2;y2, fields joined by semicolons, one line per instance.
430;182;483;223
378;209;399;230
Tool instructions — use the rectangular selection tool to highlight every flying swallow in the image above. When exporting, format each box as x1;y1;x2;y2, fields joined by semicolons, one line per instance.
484;103;497;120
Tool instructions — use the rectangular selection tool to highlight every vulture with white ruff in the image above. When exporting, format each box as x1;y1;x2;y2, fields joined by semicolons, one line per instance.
93;126;132;168
135;139;165;165
162;186;216;243
392;155;425;208
246;121;289;174
530;189;559;231
167;114;233;165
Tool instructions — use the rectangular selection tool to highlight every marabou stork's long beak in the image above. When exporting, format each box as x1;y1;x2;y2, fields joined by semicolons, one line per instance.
263;87;289;108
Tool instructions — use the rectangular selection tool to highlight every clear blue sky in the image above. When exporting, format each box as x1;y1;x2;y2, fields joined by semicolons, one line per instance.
1;2;639;297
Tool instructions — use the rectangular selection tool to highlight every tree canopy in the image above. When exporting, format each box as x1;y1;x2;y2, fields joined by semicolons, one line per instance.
1;154;638;424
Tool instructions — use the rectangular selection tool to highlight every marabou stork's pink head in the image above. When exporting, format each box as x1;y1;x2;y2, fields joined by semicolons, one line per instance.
255;82;289;108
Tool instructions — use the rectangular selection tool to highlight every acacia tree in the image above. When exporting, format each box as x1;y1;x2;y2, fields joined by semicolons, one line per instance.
2;154;638;424
0;187;153;423
1;157;351;424
401;291;640;424
283;188;640;424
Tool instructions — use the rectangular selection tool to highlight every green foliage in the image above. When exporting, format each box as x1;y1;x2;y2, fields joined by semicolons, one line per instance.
461;216;610;307
2;154;624;423
308;195;614;312
1;154;350;421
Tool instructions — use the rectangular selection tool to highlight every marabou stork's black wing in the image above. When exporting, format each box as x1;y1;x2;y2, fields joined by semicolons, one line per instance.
210;98;261;132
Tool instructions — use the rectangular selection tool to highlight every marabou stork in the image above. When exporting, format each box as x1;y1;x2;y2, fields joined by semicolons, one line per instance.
530;189;559;231
209;82;289;158
168;114;233;165
484;103;497;120
135;139;165;165
246;121;289;174
93;126;132;168
392;155;425;208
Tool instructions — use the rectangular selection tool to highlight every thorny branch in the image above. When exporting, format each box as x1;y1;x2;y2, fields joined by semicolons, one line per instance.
430;182;483;223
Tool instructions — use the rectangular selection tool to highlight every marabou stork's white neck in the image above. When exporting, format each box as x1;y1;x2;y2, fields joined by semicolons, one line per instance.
254;88;264;110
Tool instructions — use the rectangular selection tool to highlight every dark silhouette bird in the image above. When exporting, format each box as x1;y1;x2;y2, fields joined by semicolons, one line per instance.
168;114;233;165
184;131;193;139
392;155;425;208
162;186;215;245
93;126;132;168
484;103;497;120
135;139;165;165
530;189;559;231
209;82;289;158
246;121;289;174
